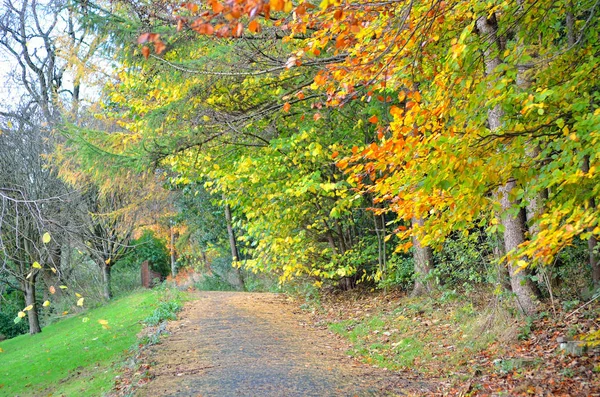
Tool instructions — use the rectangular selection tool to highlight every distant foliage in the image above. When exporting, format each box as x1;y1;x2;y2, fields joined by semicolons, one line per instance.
115;231;170;277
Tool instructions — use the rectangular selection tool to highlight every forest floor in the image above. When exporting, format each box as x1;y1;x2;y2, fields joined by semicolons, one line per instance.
115;290;600;397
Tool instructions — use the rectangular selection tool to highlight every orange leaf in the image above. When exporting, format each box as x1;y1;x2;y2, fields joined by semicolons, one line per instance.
177;19;184;32
271;0;284;11
142;46;150;59
368;115;378;124
211;0;224;13
248;20;260;33
313;113;322;121
331;151;339;159
334;9;343;19
49;286;56;294
283;102;291;112
296;91;305;100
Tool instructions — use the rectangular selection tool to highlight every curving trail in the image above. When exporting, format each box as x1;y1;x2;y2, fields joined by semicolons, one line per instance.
133;291;423;397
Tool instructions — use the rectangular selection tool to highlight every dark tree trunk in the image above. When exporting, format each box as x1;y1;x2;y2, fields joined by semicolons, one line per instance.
224;201;244;290
24;278;41;334
411;217;434;296
102;262;112;300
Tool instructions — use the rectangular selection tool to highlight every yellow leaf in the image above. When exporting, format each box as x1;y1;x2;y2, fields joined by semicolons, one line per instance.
284;0;293;12
43;300;50;307
32;261;42;269
0;347;4;353
105;258;111;265
82;317;89;323
202;115;210;121
98;319;108;325
77;298;84;307
42;232;51;244
18;311;26;318
75;293;82;298
516;260;528;269
59;285;68;289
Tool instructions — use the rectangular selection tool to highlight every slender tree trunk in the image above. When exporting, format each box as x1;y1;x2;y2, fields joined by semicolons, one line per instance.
24;278;41;334
411;217;434;296
224;201;244;290
170;226;177;278
102;262;112;300
477;14;539;315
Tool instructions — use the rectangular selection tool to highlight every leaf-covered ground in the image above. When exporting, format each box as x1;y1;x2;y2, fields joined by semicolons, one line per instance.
309;289;600;396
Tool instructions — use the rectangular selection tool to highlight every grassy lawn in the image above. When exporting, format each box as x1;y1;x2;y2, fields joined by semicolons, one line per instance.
0;289;161;396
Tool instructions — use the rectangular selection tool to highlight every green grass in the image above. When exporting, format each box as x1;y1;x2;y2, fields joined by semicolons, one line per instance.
0;290;162;396
327;296;505;374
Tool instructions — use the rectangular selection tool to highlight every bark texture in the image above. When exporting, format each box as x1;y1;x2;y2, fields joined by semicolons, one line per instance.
477;14;540;315
102;262;112;300
411;217;434;296
24;278;41;334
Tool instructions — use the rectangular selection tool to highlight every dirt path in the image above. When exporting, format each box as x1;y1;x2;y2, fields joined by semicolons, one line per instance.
133;292;430;396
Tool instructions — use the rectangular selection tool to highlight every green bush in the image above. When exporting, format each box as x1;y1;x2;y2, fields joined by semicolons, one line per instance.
0;289;29;339
115;230;170;277
433;229;493;291
143;299;182;326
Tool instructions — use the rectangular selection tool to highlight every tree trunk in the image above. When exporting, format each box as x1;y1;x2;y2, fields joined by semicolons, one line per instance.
411;217;434;296
224;201;244;290
499;181;540;315
477;14;540;315
102;262;112;300
170;226;177;278
24;278;41;334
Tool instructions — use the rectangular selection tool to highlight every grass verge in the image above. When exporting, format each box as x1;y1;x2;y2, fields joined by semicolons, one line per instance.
0;289;162;396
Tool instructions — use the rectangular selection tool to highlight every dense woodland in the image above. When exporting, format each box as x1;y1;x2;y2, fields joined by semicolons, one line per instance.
0;0;598;352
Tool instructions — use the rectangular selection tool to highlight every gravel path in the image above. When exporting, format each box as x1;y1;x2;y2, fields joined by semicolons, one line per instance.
133;291;419;396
